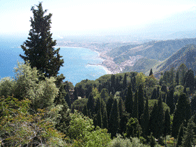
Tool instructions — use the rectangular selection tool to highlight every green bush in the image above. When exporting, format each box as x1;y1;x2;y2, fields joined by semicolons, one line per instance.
109;134;150;147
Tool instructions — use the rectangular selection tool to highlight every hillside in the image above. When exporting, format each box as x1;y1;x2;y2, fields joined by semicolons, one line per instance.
153;44;196;77
106;38;196;74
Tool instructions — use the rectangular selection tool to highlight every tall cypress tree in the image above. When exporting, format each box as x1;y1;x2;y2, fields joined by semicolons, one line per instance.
172;93;190;138
141;97;149;138
87;92;94;117
149;68;153;76
119;97;128;134
106;94;114;120
157;96;164;138
73;87;78;102
20;2;64;78
167;88;175;114
151;88;157;99
101;101;108;129
132;90;138;119
176;123;184;147
125;85;133;114
191;95;196;114
65;93;71;108
149;102;159;138
164;109;170;137
108;99;120;138
181;117;196;147
138;85;144;121
123;73;127;89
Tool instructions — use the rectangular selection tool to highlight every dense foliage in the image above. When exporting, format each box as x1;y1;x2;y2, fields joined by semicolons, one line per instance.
1;2;196;147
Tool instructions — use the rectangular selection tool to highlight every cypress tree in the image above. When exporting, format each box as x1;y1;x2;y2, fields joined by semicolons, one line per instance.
102;101;108;129
138;85;144;121
108;99;120;138
176;123;184;147
82;104;88;116
157;96;164;138
119;97;128;134
65;93;71;108
181;117;196;147
73;87;78;102
100;88;109;102
151;88;157;99
167;88;175;114
123;73;127;89
184;69;195;92
172;93;190;138
164;109;170;137
125;84;133;114
191;95;196;114
149;68;153;76
132;90;138;119
111;74;115;90
97;108;103;128
141;97;149;138
20;2;64;78
87;92;94;117
106;94;114;120
149;102;159;138
176;71;179;85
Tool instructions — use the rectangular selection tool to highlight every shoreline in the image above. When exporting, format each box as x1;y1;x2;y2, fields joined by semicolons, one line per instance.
86;64;112;74
60;46;114;75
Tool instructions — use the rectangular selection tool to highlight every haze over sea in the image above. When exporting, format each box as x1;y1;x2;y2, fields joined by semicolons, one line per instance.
0;38;107;85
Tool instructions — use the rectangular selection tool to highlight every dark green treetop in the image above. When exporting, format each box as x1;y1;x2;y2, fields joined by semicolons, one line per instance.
20;2;64;78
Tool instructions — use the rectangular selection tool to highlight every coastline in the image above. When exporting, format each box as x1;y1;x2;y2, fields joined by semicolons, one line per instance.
60;46;114;75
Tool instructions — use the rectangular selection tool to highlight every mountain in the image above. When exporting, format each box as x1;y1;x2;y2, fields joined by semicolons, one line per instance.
106;38;196;75
108;38;196;63
153;44;196;77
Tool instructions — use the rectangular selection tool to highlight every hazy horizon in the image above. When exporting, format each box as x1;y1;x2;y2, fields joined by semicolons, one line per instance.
1;0;196;39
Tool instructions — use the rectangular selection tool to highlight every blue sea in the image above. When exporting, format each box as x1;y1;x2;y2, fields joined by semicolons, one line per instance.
0;38;107;85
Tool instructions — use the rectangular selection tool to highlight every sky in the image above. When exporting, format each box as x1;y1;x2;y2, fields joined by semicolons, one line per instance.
0;0;196;37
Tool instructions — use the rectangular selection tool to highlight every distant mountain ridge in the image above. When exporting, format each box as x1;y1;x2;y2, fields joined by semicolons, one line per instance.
153;44;196;77
106;38;196;75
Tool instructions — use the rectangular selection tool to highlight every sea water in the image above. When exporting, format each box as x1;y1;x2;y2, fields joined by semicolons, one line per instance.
0;40;107;85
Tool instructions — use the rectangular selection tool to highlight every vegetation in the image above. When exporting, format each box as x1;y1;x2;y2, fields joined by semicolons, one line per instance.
1;2;196;147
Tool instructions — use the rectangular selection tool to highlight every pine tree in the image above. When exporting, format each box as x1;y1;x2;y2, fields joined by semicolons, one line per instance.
108;99;120;138
132;91;138;119
138;85;144;121
125;84;133;114
20;2;64;78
